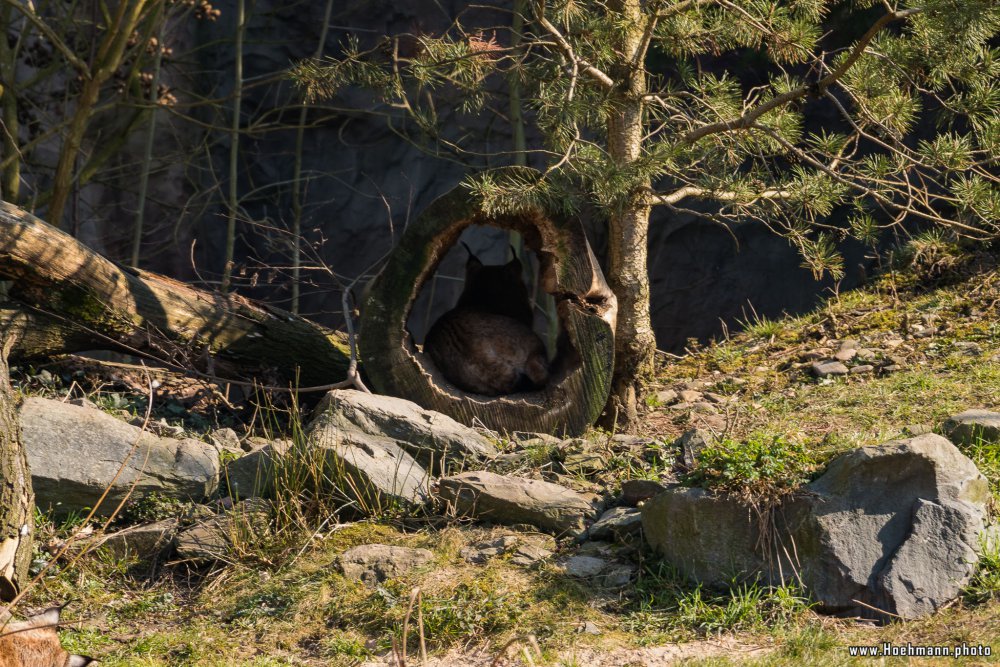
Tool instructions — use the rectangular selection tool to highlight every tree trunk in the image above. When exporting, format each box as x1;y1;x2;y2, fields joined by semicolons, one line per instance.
603;0;655;432
361;168;617;436
0;335;32;601
0;201;351;387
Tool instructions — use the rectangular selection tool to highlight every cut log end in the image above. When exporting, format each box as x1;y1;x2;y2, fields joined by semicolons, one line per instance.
361;169;617;437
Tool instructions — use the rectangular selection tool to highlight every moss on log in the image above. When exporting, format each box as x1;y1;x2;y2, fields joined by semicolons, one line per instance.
361;169;617;436
0;202;350;387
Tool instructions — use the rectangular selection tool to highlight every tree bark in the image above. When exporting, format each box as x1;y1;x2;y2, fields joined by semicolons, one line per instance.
361;168;617;436
0;201;351;387
0;335;32;601
603;0;656;432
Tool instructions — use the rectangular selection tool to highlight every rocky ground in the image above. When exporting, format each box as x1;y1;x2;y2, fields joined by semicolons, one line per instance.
10;245;1000;666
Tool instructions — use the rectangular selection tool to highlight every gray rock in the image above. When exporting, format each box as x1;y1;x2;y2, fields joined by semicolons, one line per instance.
20;397;219;515
792;433;989;621
510;542;553;566
222;440;291;499
460;536;519;564
877;499;982;619
620;479;667;506
655;389;678;405
560;555;607;578
598;564;638;588
834;348;857;362
587;507;642;542
176;499;271;562
838;340;859;353
849;364;874;374
88;519;179;560
677;428;713;470
942;409;1000;446
644;434;991;621
210;428;242;452
437;471;597;536
314;390;495;473
335;544;434;585
641;487;785;586
811;360;849;377
953;341;983;356
307;413;431;510
678;390;703;403
560;440;606;476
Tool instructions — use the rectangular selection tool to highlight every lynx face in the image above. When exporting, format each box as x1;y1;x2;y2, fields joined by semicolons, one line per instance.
0;607;96;667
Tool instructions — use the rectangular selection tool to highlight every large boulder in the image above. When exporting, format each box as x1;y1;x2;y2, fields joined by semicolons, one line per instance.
20;397;219;515
792;433;989;621
641;486;795;586
437;471;598;536
306;406;430;511
314;390;496;473
641;434;990;622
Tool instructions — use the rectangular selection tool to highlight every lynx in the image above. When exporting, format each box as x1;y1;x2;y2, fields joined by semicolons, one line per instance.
0;606;95;667
424;248;549;396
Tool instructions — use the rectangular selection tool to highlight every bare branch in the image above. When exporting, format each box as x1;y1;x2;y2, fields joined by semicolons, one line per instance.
0;0;91;75
648;185;790;205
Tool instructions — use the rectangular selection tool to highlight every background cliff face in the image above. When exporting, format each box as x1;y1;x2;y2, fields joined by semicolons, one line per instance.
14;0;871;352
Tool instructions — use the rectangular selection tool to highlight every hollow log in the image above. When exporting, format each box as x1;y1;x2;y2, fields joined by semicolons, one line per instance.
0;202;350;387
361;169;617;436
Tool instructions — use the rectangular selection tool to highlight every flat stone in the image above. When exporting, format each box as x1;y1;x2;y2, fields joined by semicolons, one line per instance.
838;340;859;352
587;507;642;542
314;390;495;473
676;429;712;470
834;348;857;362
849;364;874;374
942;410;1000;446
176;499;271;562
620;479;667;506
437;471;597;537
678;390;703;403
335;544;434;585
460;536;519;564
20;397;219;516
655;389;678;405
560;555;607;578
510;542;553;566
222;441;291;499
811;360;849;377
88;519;179;560
308;411;431;509
597;564;637;588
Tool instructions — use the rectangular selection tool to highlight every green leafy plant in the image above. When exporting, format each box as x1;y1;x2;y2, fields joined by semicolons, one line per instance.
682;432;818;505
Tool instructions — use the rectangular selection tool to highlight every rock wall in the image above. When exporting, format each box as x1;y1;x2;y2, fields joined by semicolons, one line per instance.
64;0;871;352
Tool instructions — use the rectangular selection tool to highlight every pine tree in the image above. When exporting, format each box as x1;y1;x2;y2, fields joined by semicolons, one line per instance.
292;0;999;430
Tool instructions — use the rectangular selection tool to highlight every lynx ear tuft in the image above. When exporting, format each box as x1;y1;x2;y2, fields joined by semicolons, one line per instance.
69;656;98;666
20;606;61;631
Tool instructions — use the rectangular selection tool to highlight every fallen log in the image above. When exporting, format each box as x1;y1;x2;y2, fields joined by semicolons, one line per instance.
0;201;350;387
361;169;618;436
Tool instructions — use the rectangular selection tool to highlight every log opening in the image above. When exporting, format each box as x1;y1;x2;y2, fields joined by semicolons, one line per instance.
361;169;617;436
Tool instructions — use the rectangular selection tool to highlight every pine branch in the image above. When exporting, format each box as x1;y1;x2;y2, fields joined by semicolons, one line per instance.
532;1;616;90
681;8;921;144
